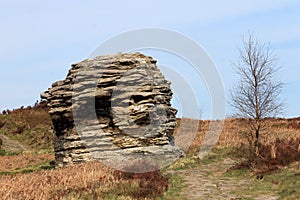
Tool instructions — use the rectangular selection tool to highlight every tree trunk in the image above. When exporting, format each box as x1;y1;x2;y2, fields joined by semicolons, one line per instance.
254;129;259;156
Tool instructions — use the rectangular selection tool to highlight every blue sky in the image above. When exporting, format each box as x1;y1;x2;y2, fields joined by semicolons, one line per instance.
1;0;299;119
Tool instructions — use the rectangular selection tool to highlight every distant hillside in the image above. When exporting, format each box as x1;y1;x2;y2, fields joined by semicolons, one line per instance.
1;101;300;153
0;101;53;152
175;117;300;153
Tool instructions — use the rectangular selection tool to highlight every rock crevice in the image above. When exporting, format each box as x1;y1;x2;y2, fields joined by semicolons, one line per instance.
41;53;183;168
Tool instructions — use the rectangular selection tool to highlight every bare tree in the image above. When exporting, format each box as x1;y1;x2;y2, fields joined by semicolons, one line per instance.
230;33;284;156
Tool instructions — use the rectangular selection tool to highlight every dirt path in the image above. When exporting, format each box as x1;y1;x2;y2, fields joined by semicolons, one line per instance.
177;158;278;200
0;135;28;152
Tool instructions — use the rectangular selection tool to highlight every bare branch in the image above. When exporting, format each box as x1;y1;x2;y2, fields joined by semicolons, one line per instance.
230;33;285;156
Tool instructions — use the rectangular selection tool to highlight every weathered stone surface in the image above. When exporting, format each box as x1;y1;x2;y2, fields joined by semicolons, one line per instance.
41;53;183;168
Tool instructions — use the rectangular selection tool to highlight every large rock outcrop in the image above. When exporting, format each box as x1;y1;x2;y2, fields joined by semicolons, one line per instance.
41;53;183;169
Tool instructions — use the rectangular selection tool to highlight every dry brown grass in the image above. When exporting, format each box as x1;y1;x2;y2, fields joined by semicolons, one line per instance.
221;118;300;146
174;117;300;154
0;160;168;199
1;110;300;199
3;101;51;130
0;161;110;199
0;153;54;172
113;161;169;199
0;106;54;151
175;118;300;175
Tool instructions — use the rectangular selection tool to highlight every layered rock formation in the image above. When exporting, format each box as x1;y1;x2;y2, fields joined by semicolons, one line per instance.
41;53;183;170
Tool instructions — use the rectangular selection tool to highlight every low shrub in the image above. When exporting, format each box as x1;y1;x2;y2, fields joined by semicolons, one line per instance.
113;160;169;199
230;138;300;175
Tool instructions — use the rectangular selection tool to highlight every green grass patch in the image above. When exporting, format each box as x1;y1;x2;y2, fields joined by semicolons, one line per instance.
270;166;300;199
166;155;201;171
0;161;55;175
0;149;21;156
226;161;300;199
160;174;186;200
200;147;234;165
225;167;248;177
166;147;236;171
